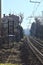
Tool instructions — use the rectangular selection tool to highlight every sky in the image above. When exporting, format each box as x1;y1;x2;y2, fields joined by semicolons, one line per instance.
1;0;43;29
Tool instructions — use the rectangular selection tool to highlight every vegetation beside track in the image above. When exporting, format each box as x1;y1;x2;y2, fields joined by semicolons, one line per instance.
0;63;22;65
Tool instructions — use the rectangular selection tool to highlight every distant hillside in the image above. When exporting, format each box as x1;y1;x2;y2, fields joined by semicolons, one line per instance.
23;29;30;36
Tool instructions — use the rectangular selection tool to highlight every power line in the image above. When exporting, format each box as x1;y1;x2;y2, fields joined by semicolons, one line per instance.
30;0;40;3
26;0;43;28
28;0;43;18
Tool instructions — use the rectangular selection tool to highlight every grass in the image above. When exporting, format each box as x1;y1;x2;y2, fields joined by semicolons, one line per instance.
0;63;22;65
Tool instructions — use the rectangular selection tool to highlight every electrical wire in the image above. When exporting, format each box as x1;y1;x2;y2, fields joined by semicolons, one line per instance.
30;0;40;3
31;0;43;17
27;0;43;28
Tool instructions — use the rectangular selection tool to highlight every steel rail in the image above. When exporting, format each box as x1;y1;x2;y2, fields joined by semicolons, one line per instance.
29;36;43;53
27;37;43;64
33;37;43;44
29;36;43;47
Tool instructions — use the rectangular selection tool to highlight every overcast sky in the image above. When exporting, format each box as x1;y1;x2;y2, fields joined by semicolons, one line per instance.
2;0;43;29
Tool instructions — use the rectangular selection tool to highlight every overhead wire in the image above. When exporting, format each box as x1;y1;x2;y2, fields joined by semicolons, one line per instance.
30;0;40;3
31;0;43;17
28;0;43;20
27;0;43;28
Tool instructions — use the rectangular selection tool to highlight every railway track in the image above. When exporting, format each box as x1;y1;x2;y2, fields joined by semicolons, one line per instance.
30;36;43;47
27;36;43;64
0;36;43;65
29;36;43;53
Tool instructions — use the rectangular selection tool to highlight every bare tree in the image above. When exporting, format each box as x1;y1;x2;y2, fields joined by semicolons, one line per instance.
19;13;24;24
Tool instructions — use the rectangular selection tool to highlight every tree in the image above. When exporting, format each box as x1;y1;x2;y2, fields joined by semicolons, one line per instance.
30;22;36;36
19;13;24;24
30;17;43;39
35;17;40;37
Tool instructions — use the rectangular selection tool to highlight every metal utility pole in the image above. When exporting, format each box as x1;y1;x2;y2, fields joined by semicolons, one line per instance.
0;0;1;22
0;0;1;36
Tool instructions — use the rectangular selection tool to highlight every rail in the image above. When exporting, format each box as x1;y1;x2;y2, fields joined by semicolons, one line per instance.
29;36;43;47
27;37;43;64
